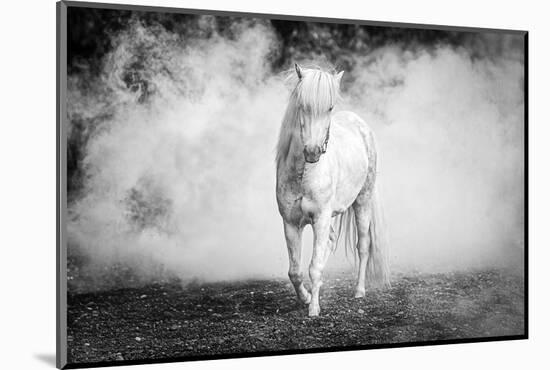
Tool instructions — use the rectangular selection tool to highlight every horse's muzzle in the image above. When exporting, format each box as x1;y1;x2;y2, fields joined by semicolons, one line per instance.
304;147;322;163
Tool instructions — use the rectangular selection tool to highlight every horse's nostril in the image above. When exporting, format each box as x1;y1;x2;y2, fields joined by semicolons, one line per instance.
303;146;325;163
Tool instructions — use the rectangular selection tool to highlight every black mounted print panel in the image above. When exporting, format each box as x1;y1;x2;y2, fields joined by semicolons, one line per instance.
57;1;527;368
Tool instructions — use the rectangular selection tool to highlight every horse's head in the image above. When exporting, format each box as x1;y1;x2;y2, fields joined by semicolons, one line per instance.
292;63;344;163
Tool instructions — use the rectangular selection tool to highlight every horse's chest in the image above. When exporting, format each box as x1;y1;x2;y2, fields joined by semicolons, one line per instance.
277;172;332;224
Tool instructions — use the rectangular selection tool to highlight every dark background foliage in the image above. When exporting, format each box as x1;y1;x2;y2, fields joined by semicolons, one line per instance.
68;7;479;75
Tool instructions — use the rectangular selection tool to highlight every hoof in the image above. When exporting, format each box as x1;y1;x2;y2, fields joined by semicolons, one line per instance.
354;289;366;298
298;291;311;305
308;304;320;317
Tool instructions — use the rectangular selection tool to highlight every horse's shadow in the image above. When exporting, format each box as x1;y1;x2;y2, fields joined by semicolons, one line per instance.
234;291;307;317
183;280;308;319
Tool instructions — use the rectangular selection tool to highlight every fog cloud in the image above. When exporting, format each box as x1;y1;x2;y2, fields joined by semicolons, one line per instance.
67;19;524;290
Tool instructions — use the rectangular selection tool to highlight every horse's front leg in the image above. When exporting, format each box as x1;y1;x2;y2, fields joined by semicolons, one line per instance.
283;221;311;305
308;212;332;316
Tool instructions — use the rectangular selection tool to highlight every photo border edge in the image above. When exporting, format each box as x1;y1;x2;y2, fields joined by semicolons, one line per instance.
57;1;69;369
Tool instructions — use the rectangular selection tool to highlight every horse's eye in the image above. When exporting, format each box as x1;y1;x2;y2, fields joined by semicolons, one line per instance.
328;106;334;112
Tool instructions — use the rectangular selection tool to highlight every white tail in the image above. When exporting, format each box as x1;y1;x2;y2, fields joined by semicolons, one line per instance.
335;205;357;261
334;187;390;288
366;188;391;288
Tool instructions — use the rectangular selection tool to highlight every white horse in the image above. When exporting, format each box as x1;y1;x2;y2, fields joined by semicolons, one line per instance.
276;63;390;316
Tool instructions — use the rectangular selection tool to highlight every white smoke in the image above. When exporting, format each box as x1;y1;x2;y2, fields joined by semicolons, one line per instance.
67;19;524;289
348;44;524;271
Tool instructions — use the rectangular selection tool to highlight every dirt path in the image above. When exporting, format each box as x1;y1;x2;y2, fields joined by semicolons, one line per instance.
67;269;524;365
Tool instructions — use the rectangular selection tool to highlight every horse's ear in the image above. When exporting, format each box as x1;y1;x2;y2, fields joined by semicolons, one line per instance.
335;71;344;87
294;63;303;80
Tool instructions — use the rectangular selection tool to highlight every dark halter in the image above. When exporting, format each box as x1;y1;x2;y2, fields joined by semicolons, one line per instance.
321;122;330;153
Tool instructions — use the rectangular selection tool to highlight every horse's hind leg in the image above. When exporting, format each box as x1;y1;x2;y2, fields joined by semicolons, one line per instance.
353;202;372;298
283;222;311;305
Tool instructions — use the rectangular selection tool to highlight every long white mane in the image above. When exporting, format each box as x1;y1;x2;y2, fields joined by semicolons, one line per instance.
276;66;341;166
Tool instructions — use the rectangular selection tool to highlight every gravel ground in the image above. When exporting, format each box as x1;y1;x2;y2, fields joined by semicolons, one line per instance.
67;269;525;366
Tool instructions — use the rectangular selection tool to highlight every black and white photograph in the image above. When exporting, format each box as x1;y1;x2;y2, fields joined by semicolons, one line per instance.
58;1;526;368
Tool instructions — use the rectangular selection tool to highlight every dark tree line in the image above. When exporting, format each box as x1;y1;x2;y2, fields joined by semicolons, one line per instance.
68;7;477;76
